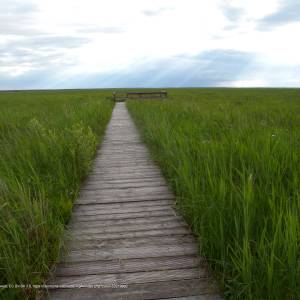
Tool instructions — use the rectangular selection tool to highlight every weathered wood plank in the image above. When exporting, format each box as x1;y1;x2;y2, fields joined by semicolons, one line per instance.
63;243;198;263
76;194;175;204
92;161;156;167
66;235;196;251
87;173;165;181
73;204;175;216
84;176;164;183
72;221;187;236
90;170;161;177
55;255;201;276
80;186;172;198
70;209;176;222
74;199;173;211
68;227;190;241
46;279;217;300
50;268;205;285
90;165;160;171
81;181;167;190
69;215;181;229
82;179;165;188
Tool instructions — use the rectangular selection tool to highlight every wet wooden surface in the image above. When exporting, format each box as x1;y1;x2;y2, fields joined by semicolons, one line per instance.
46;103;221;299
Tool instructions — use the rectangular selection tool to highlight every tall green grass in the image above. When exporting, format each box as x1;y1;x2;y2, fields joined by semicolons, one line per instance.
0;91;113;299
127;88;300;299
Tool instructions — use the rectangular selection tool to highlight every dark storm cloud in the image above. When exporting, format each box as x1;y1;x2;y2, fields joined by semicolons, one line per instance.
258;0;300;30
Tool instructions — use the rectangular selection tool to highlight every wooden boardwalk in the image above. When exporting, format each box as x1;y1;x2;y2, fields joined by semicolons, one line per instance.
46;103;221;299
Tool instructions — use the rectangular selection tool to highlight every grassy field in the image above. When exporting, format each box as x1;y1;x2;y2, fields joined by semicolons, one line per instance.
0;90;113;299
127;88;300;299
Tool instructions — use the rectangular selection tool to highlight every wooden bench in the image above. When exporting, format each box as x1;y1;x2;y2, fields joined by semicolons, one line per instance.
113;91;167;102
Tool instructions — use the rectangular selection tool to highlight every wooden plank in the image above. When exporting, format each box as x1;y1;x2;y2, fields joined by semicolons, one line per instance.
69;215;181;229
68;227;190;241
63;244;198;263
79;192;173;202
89;163;160;169
77;195;175;206
81;181;167;190
89;165;159;171
78;192;174;201
83;177;165;185
71;221;187;236
83;180;166;188
94;156;152;161
55;255;201;276
92;160;155;166
50;268;205;285
87;173;164;181
80;186;171;197
89;170;162;177
70;209;177;222
73;204;175;216
46;279;217;300
73;199;173;211
66;235;196;251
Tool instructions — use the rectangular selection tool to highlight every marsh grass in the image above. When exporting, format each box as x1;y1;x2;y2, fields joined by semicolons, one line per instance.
0;91;113;299
127;88;300;299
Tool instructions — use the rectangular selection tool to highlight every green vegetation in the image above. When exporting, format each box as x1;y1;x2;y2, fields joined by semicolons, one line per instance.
0;90;114;299
127;88;300;299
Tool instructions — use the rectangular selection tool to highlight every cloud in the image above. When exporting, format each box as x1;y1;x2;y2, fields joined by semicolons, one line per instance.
258;0;300;30
49;49;258;88
220;4;244;22
8;36;90;50
0;68;59;90
191;49;254;77
0;36;88;76
64;49;256;88
142;7;172;17
1;48;300;89
0;0;41;36
1;0;300;89
218;1;245;31
76;25;125;34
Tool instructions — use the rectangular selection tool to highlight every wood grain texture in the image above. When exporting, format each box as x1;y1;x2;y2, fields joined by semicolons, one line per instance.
67;227;190;241
64;244;198;263
69;215;181;229
46;103;221;299
55;255;201;276
66;235;196;251
50;268;206;286
45;279;218;300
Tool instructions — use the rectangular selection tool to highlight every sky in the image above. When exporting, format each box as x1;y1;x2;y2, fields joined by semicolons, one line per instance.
1;0;300;89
